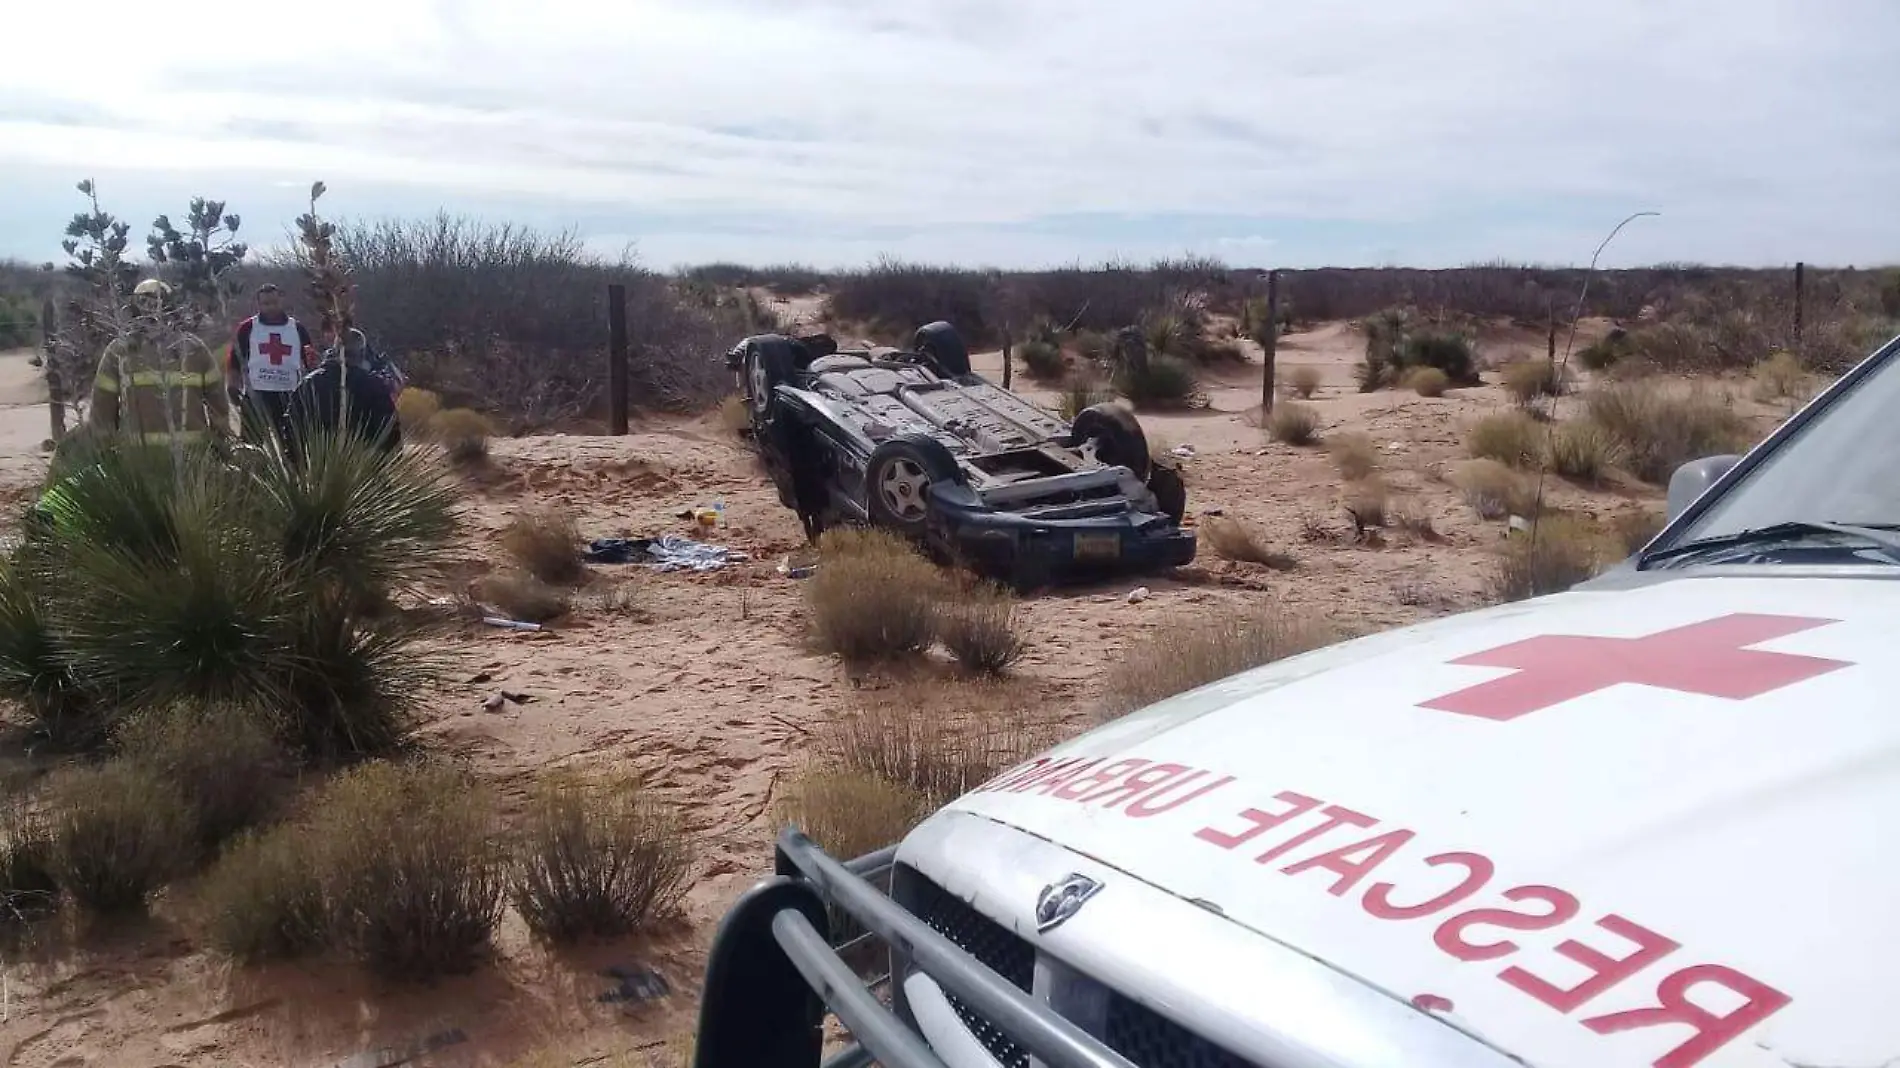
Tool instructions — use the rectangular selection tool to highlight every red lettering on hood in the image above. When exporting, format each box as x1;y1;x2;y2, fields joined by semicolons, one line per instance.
1420;613;1850;721
1581;965;1792;1068
1434;885;1580;962
1502;914;1680;1014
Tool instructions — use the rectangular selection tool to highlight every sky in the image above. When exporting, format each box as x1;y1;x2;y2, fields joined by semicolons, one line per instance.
2;0;1897;271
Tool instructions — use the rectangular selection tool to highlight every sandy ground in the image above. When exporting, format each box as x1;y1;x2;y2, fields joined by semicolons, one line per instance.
0;325;1793;1068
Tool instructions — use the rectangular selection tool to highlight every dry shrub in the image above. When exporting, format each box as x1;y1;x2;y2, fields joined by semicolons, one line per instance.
1103;604;1338;718
502;509;587;585
198;825;329;962
1611;508;1667;555
936;585;1025;675
1203;516;1297;569
1286;365;1323;399
1466;411;1545;469
509;772;694;944
1267;402;1321;445
1343;479;1389;530
396;387;442;435
778;769;926;862
43;760;193;915
1452;459;1538;520
1328;432;1379;481
1502;359;1566;405
718;396;751;435
0;804;58;929
1495;516;1604;601
807;529;945;660
116;704;285;852
1390;498;1439;541
1058;378;1115;421
1406;366;1451;397
479;572;572;624
318;760;505;979
1751;350;1811;404
431;408;493;464
1584;382;1750;483
1546;420;1624;485
823;696;1036;807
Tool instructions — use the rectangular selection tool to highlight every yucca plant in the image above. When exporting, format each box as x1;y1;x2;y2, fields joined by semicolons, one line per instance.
248;428;461;597
0;561;92;747
19;431;459;758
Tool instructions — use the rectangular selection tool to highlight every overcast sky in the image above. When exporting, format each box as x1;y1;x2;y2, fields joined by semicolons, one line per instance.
2;0;1896;270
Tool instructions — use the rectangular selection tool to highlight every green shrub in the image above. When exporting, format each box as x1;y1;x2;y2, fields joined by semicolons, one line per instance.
0;294;38;349
44;760;193;915
509;772;695;944
1577;329;1633;371
0;560;91;747
1403;333;1481;385
1113;355;1199;409
1016;340;1067;382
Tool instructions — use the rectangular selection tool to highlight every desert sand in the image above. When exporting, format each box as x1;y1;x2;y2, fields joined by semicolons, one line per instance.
0;318;1791;1068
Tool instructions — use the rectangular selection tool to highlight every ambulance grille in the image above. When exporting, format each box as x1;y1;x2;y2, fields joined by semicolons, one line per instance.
1103;993;1261;1068
902;869;1033;1068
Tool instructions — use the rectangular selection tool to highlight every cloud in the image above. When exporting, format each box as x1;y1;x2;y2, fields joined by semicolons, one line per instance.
1;0;1897;266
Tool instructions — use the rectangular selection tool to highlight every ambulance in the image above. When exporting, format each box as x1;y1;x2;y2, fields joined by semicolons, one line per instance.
694;333;1900;1068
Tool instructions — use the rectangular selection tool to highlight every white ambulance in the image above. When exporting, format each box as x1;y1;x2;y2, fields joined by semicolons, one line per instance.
695;333;1900;1068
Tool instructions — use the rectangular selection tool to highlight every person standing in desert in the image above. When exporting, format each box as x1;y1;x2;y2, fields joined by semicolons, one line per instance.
225;283;318;446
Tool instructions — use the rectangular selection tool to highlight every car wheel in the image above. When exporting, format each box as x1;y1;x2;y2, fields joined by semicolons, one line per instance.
743;336;801;420
1148;458;1187;525
912;321;973;378
1072;402;1152;481
866;434;962;536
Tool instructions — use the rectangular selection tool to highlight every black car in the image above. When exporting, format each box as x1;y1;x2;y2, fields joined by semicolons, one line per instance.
726;321;1195;587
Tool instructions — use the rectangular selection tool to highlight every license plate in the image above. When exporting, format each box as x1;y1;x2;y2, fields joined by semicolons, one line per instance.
1074;532;1121;561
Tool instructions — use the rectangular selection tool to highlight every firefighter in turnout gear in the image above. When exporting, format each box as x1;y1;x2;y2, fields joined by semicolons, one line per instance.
225;282;317;447
86;279;233;448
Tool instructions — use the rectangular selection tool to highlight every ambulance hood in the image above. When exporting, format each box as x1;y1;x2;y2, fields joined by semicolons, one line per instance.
934;574;1899;1068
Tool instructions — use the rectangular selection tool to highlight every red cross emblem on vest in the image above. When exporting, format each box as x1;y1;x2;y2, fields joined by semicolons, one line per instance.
1419;613;1851;721
260;331;292;365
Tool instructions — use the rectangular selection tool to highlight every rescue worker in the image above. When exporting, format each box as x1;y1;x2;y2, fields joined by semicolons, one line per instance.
288;327;402;456
225;283;317;448
87;279;232;450
329;327;407;402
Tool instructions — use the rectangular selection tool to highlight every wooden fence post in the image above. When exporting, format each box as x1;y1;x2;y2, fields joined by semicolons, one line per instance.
1259;270;1279;415
41;299;64;441
1793;261;1806;356
607;283;629;436
1001;322;1012;389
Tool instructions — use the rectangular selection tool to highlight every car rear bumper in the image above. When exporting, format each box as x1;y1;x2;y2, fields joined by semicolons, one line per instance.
927;488;1196;580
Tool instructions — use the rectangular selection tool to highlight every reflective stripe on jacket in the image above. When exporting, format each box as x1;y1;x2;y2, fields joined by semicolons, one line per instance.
88;334;231;442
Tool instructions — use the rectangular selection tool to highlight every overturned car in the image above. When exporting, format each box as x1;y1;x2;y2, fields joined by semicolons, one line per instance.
725;321;1194;587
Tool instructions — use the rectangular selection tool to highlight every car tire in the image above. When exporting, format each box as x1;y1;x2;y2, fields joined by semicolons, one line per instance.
866;434;962;537
742;335;801;421
1148;458;1187;525
1073;402;1152;481
912;321;973;378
